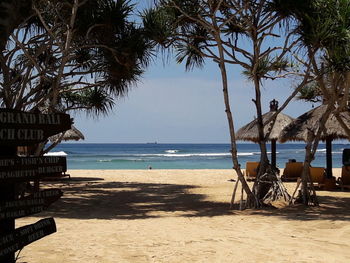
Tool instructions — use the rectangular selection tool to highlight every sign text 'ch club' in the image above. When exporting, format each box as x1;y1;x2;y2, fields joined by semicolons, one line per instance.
0;109;71;145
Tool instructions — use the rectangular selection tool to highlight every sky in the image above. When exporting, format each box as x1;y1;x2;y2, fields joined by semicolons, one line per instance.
70;1;315;144
72;57;314;143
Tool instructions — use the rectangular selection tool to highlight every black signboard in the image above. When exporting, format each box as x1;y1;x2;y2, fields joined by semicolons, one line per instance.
0;189;62;220
0;218;56;259
0;109;71;262
0;157;67;182
0;109;72;146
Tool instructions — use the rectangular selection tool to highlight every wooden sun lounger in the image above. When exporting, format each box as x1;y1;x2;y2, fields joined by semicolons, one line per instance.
281;162;303;181
337;166;350;190
244;162;259;181
309;167;326;189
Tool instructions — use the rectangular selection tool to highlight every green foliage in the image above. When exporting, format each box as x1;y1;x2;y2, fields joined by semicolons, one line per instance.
242;56;290;80
61;88;115;117
0;0;154;117
296;82;323;103
275;0;350;71
142;7;177;47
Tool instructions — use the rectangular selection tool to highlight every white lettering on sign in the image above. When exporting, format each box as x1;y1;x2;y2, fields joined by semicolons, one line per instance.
0;159;15;166
19;157;60;166
20;158;37;165
0;112;37;124
0;210;26;219
0;129;44;141
0;170;36;179
0;129;15;140
0;243;19;257
0;234;15;246
17;129;44;140
0;111;65;126
27;230;45;243
38;114;61;125
38;166;64;174
2;199;45;210
43;157;59;163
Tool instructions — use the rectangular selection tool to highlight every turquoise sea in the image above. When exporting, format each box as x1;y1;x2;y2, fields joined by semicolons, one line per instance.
52;143;350;170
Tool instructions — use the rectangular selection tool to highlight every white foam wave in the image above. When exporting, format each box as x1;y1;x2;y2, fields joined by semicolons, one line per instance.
238;153;254;156
137;152;260;158
139;153;231;157
44;151;67;156
98;159;112;162
165;150;179;154
317;149;327;152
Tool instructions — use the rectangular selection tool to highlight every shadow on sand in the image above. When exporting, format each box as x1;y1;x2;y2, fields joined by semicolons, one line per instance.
36;177;350;221
37;177;232;220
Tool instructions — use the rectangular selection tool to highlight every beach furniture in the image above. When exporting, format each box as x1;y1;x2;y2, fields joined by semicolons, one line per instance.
244;162;259;181
343;149;350;166
309;167;326;188
337;166;350;190
281;161;303;181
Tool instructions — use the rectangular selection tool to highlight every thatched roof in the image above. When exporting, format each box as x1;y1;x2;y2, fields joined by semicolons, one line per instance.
49;125;85;142
236;111;294;142
279;105;350;143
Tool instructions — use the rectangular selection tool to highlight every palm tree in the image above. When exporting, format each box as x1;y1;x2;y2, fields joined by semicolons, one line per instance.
0;0;154;156
145;1;309;208
1;0;153;112
274;0;350;204
143;1;258;208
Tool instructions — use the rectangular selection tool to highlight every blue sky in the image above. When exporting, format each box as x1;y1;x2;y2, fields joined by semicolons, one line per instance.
72;55;314;143
71;1;315;144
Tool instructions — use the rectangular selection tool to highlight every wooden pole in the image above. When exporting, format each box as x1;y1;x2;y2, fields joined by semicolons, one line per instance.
271;139;276;168
0;146;17;263
326;137;333;178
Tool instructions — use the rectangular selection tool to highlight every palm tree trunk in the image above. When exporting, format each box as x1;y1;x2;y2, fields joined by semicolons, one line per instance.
252;75;270;175
215;38;256;208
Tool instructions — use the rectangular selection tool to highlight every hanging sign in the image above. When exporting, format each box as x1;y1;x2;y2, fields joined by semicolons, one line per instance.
0;218;56;259
0;157;67;182
0;109;72;145
0;189;62;220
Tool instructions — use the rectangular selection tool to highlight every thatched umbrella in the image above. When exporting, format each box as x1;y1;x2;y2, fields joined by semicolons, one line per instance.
236;100;294;167
279;104;350;177
49;125;85;142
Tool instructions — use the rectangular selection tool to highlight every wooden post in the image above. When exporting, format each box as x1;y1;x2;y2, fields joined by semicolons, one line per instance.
326;137;333;178
0;146;17;263
271;139;276;168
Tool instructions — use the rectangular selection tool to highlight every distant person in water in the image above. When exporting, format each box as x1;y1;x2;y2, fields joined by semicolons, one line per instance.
148;165;152;170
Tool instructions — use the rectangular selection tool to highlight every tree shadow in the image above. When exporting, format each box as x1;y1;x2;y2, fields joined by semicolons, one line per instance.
36;177;350;221
244;194;350;221
37;178;232;220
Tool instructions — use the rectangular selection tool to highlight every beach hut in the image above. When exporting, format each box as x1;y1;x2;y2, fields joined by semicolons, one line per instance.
279;104;350;178
49;125;85;142
236;100;294;167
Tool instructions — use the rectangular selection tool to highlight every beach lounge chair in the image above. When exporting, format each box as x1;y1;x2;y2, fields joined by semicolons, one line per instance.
244;162;259;181
337;166;350;190
309;167;326;188
281;162;303;181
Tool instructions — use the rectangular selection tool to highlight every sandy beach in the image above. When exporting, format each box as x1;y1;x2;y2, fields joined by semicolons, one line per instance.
16;169;350;263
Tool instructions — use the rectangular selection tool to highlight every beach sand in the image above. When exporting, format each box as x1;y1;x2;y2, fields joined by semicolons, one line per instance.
16;169;350;263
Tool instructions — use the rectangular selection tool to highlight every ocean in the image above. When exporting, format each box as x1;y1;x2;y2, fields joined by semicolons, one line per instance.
52;143;350;170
